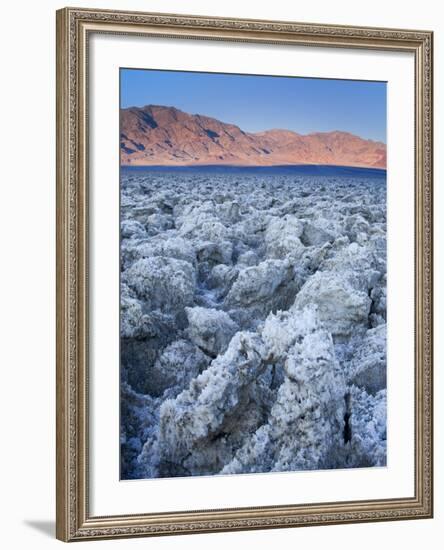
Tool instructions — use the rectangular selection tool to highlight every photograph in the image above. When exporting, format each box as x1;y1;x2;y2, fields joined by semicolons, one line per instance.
119;69;388;480
54;7;433;541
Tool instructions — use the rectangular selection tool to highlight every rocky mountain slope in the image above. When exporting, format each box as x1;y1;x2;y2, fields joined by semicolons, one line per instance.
120;105;386;168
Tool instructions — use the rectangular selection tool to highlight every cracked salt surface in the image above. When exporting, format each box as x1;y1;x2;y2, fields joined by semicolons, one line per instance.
120;169;387;479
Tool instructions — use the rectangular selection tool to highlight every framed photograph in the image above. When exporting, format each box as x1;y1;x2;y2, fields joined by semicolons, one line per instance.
56;7;433;542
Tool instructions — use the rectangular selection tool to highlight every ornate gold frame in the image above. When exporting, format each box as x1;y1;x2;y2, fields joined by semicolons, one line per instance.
56;7;433;542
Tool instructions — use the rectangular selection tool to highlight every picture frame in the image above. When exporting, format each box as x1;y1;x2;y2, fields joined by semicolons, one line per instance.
56;6;433;542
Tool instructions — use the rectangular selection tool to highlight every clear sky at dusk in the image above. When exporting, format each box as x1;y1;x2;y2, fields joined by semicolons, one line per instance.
120;68;386;143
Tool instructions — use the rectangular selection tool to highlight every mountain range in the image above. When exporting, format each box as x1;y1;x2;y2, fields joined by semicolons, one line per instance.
120;105;386;169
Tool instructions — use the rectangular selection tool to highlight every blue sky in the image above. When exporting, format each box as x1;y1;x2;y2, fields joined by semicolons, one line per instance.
120;68;386;143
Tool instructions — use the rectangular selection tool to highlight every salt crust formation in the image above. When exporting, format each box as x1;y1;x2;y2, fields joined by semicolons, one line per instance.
120;172;387;479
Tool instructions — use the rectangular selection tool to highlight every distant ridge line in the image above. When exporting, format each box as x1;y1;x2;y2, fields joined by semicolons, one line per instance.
120;105;387;169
